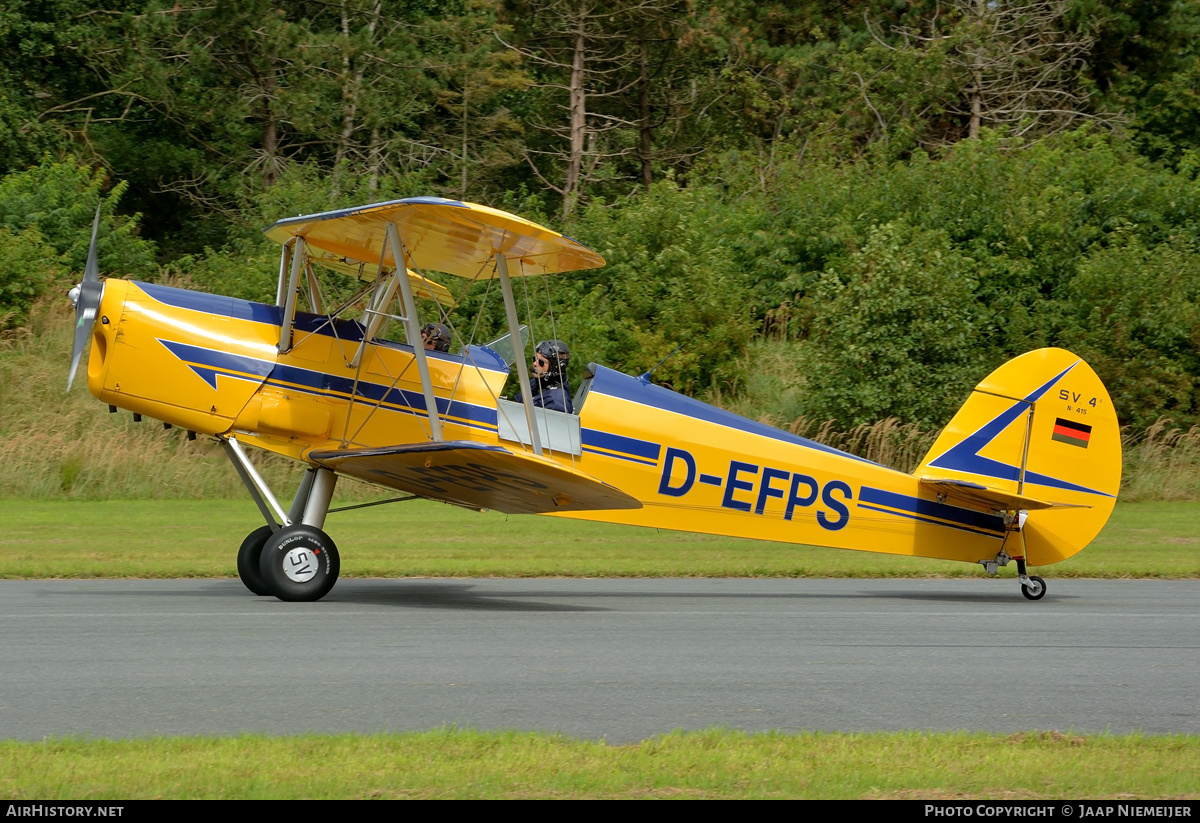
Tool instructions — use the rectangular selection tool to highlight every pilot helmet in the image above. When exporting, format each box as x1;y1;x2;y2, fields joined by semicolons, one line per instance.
421;322;452;352
535;339;570;377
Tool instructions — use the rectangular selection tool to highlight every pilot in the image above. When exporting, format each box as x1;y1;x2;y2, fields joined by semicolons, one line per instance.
515;339;573;414
421;322;452;353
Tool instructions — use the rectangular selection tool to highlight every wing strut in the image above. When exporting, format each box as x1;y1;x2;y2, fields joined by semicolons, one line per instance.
495;252;543;455
387;221;443;442
1018;401;1034;496
349;266;403;367
278;236;306;353
275;237;294;306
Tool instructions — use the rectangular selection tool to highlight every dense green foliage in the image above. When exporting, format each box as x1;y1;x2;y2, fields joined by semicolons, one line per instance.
0;158;155;325
715;132;1200;426
804;220;993;424
2;1;1200;429
552;185;755;394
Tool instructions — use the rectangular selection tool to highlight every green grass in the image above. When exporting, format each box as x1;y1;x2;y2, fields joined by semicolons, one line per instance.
1067;501;1200;578
1;729;1197;799
1;498;1197;579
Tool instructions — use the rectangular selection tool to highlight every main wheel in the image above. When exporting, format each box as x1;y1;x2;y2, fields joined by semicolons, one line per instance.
1021;575;1047;601
236;526;275;596
259;524;340;602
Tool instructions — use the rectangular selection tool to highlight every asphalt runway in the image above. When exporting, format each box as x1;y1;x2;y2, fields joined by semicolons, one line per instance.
1;578;1197;742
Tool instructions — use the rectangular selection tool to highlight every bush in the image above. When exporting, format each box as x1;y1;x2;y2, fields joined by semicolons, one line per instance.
708;129;1200;427
557;181;755;395
0;157;158;326
0;225;58;328
801;220;996;426
0;156;157;278
1057;236;1200;429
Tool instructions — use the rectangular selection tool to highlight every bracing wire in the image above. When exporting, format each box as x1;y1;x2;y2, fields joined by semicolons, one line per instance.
520;271;536;351
539;260;561;358
528;258;575;467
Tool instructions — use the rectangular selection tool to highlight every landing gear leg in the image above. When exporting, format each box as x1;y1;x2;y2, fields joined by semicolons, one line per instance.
991;509;1046;601
258;468;340;602
223;437;341;602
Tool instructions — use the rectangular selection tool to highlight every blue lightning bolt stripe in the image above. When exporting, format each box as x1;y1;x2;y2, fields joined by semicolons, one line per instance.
157;338;503;433
926;362;1115;498
263;362;500;432
157;339;274;389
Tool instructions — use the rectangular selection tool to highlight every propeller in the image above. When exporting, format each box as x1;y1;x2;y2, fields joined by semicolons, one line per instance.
67;205;106;392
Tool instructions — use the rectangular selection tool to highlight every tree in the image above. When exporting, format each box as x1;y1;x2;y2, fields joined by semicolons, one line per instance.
884;0;1117;141
501;0;712;217
424;0;529;199
0;0;140;174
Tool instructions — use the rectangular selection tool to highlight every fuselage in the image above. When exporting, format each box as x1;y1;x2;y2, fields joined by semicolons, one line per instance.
88;278;1023;567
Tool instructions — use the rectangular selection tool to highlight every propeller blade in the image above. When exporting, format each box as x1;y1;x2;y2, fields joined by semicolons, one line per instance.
67;205;105;392
83;204;101;283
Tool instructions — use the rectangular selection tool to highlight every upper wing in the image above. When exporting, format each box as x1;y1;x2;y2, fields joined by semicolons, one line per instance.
305;249;454;303
309;441;641;515
264;196;604;280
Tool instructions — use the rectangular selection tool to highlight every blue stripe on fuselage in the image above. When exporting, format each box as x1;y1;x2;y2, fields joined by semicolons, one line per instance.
580;429;662;464
858;486;1006;535
156;335;498;431
264;361;498;429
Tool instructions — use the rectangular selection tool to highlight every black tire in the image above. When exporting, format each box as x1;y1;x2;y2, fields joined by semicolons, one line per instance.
1021;575;1047;601
236;526;275;596
258;524;340;602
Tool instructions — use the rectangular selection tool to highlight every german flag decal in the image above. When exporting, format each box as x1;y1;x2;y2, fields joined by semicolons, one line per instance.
1052;417;1092;448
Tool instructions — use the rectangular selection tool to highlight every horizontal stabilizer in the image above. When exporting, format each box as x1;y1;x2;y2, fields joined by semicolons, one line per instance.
918;477;1088;513
309;441;642;514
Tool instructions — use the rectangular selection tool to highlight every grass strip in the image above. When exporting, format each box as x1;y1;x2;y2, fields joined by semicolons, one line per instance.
2;729;1197;799
1;499;1197;580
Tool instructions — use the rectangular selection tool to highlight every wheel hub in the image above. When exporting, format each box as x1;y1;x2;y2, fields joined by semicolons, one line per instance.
283;546;320;583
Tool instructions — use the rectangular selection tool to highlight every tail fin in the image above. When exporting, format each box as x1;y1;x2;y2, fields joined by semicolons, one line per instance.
915;348;1121;566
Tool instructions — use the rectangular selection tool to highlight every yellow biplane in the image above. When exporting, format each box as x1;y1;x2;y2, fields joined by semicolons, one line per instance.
68;198;1121;601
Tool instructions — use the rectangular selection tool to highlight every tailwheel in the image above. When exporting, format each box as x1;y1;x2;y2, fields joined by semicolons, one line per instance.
1020;575;1047;601
1014;555;1046;601
259;524;340;602
236;525;275;596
